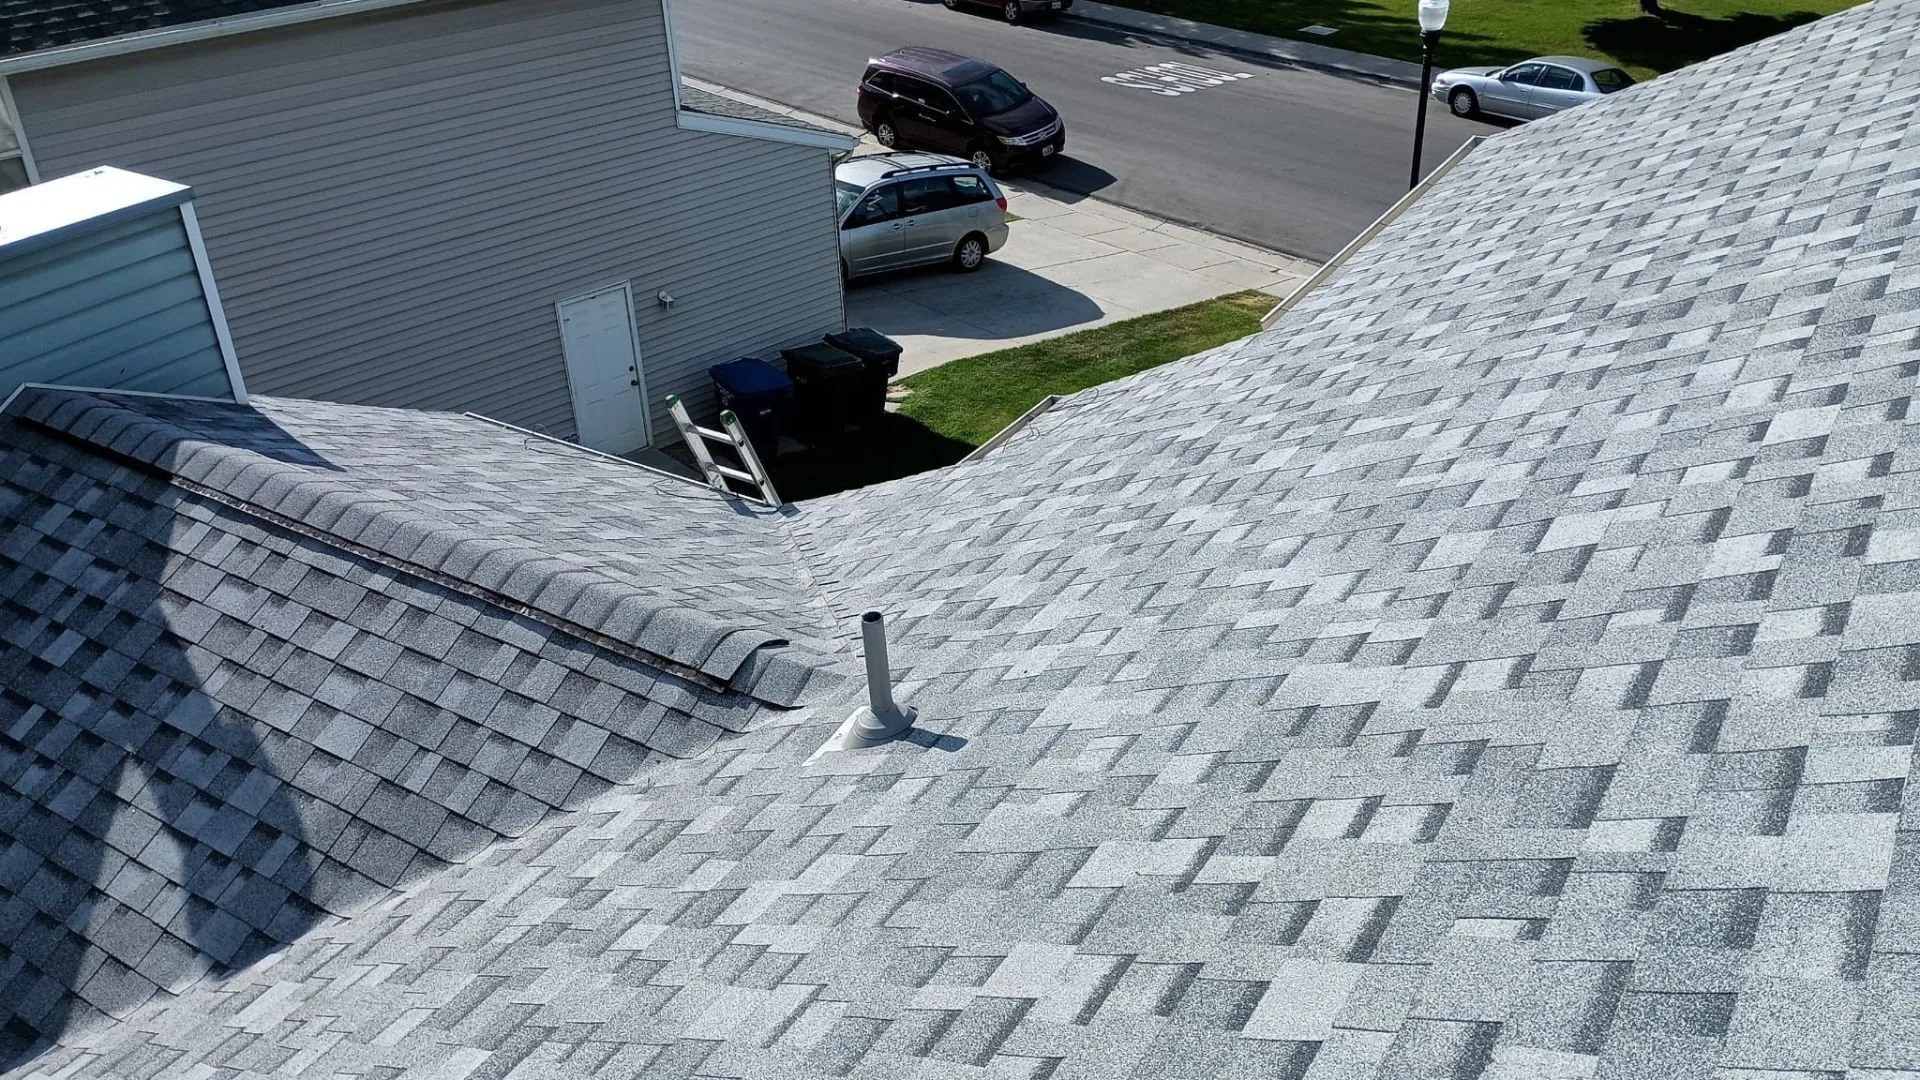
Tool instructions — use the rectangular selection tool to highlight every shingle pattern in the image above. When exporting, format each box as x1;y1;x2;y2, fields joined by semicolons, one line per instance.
0;409;812;1066
0;0;313;58
10;389;844;706
680;86;847;138
7;1;1920;1078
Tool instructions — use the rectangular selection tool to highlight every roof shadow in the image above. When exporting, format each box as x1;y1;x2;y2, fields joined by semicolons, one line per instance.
766;410;976;500
1;451;322;1070
848;259;1106;341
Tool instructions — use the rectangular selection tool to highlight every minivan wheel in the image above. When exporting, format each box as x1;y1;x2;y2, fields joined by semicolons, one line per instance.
1003;0;1022;23
1449;88;1478;118
970;147;997;174
874;117;898;148
953;233;988;272
943;0;957;6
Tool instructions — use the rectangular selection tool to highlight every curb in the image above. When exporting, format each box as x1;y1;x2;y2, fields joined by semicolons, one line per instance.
1061;5;1424;91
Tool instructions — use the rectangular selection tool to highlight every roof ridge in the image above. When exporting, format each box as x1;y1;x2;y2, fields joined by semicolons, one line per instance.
6;388;844;711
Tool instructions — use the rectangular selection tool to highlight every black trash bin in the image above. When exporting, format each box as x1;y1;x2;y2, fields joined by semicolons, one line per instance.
780;342;865;443
824;327;903;419
709;357;791;459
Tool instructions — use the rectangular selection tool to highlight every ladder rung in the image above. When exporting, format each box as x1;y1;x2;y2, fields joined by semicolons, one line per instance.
665;395;781;507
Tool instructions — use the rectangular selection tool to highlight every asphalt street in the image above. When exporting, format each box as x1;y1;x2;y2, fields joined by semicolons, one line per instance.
672;0;1485;260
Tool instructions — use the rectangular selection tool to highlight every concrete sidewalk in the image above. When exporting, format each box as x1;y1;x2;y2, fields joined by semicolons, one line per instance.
869;183;1311;376
686;78;1316;376
1068;1;1425;89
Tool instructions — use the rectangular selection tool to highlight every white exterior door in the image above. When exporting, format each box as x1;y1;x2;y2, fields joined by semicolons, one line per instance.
557;284;650;453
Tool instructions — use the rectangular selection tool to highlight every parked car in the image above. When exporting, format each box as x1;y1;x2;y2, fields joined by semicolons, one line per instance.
857;47;1065;174
835;153;1011;279
941;0;1073;23
1431;56;1635;122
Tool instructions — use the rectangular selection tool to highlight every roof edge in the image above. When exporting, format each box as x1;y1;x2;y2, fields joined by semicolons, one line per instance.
4;386;845;709
675;108;860;152
0;0;437;75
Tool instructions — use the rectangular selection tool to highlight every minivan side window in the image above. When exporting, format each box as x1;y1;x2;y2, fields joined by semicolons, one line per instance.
951;175;995;205
923;88;965;120
898;178;956;216
893;76;937;107
865;70;899;95
845;186;901;228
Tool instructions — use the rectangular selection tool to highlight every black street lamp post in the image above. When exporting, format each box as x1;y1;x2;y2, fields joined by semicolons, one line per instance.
1410;0;1450;189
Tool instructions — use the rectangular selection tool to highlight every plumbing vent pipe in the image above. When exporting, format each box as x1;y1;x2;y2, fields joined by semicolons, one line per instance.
824;611;916;752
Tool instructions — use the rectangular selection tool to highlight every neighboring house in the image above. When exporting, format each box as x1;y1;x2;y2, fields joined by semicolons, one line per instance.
0;0;856;453
5;2;1920;1080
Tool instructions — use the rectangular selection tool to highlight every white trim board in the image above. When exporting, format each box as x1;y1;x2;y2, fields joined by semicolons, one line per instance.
661;0;688;111
675;110;858;151
659;0;854;151
0;0;437;76
179;201;249;404
0;381;241;417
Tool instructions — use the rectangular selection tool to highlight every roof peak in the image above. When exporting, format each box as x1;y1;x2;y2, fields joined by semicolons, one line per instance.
5;386;847;708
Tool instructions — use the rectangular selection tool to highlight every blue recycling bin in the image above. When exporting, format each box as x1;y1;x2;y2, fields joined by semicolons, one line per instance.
709;357;791;459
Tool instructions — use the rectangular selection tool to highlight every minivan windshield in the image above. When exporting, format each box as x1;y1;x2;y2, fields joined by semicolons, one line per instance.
835;180;864;218
952;71;1032;118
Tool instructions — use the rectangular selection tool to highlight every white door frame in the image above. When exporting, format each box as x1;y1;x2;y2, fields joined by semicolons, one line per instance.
555;281;653;448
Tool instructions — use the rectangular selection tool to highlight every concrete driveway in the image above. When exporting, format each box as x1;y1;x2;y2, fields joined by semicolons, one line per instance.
852;179;1314;376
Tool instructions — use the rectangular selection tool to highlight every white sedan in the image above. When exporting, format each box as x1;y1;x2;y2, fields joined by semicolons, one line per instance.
1431;56;1637;122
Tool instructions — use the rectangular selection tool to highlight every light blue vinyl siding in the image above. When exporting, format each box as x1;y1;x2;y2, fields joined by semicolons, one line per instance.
1;209;233;399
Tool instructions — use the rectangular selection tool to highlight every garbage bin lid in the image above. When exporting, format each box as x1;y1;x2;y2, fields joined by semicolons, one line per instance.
824;327;901;359
710;357;793;395
779;342;862;374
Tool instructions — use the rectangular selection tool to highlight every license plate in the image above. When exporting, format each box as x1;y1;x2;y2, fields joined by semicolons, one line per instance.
1041;144;1055;156
1050;1;1062;7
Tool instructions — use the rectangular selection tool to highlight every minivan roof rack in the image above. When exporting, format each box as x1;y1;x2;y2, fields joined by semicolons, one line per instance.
878;161;969;179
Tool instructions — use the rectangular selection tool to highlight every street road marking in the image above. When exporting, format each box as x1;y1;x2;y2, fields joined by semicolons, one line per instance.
1101;62;1257;97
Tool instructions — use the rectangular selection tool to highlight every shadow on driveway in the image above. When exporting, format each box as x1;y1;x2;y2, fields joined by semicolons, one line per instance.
847;258;1106;342
1023;154;1119;200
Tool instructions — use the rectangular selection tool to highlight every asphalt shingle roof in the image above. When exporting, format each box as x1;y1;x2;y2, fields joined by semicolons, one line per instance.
679;85;848;139
5;0;1920;1077
0;1;313;58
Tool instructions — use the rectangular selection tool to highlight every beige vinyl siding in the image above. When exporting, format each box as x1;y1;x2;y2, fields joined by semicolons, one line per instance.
10;0;844;441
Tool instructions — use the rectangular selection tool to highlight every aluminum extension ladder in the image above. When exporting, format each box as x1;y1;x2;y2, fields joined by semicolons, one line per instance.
664;395;782;506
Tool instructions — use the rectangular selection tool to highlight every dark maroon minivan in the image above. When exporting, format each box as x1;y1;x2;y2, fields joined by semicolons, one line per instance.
856;47;1065;175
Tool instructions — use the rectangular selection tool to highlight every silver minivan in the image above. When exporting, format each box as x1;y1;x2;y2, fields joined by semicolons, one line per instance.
835;153;1010;279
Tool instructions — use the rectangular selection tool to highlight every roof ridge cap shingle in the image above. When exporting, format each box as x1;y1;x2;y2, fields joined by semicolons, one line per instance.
6;387;842;708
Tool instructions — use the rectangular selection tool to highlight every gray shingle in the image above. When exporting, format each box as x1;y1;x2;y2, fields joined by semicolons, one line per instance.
11;2;1920;1077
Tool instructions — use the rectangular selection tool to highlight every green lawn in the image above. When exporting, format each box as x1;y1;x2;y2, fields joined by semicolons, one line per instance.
1107;0;1856;78
770;291;1275;499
